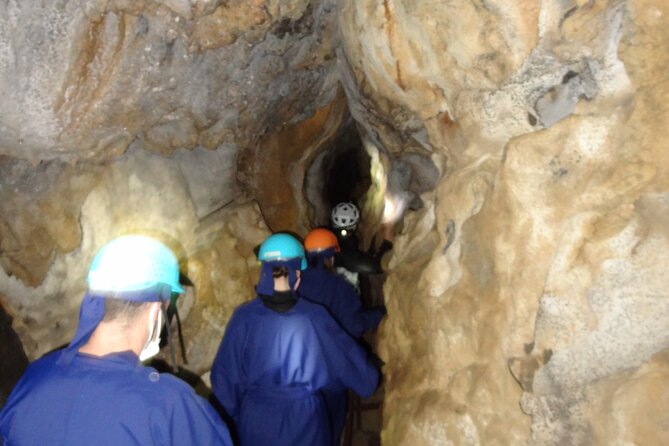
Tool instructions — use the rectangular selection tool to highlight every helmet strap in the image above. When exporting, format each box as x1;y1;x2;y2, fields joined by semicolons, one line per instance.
161;302;178;372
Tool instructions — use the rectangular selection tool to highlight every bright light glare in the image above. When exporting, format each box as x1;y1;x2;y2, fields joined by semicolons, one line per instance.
382;193;406;224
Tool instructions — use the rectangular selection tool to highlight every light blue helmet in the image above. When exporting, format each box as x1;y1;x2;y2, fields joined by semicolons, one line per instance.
87;235;184;295
258;233;307;270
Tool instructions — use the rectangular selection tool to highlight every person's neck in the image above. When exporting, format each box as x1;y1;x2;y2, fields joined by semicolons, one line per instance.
272;274;293;292
78;320;144;357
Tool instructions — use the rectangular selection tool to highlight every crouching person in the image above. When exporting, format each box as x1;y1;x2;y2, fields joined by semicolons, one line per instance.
211;233;379;446
0;235;233;446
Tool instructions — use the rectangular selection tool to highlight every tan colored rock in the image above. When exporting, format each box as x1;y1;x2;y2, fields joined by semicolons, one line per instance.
0;158;99;287
192;1;271;50
178;202;269;374
340;0;669;445
589;350;669;445
239;87;348;233
0;146;264;373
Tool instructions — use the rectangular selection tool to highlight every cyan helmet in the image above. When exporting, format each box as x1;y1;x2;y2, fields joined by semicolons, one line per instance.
258;233;307;270
87;235;184;296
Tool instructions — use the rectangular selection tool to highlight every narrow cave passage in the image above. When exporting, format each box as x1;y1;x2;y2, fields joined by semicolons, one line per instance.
305;121;374;229
306;122;388;446
321;125;372;212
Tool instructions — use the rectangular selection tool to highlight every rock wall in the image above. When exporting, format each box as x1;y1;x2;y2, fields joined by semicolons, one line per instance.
0;0;339;161
338;0;669;444
0;0;340;370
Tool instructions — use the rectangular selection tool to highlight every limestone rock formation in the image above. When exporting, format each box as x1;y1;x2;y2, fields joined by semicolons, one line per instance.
1;1;669;445
0;0;338;365
338;0;669;444
0;0;339;162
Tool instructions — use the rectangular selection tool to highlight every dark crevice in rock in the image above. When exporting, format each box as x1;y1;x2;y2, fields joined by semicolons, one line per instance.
304;120;372;227
0;304;28;408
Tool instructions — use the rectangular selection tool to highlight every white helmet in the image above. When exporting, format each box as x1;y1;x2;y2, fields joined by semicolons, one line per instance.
331;202;360;229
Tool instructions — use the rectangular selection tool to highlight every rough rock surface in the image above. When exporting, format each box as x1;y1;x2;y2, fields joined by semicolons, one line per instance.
1;0;669;445
0;145;270;361
0;0;338;369
338;0;669;445
0;0;339;161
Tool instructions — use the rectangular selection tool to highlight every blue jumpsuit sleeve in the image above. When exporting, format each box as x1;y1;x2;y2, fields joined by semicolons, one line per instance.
211;311;245;421
312;307;379;398
332;278;383;337
159;376;234;445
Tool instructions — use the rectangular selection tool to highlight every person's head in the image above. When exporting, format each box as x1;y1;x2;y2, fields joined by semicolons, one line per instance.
85;235;184;360
331;202;360;237
304;228;340;270
256;233;307;294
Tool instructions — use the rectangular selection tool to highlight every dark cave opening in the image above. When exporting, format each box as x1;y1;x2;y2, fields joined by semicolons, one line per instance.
0;305;28;408
322;125;372;211
305;121;374;228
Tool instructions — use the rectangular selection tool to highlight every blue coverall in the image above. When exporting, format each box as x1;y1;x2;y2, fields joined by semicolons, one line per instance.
211;296;379;446
299;266;384;338
298;265;385;445
0;350;232;445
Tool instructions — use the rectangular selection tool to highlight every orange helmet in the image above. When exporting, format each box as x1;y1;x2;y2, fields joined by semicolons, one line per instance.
304;228;340;253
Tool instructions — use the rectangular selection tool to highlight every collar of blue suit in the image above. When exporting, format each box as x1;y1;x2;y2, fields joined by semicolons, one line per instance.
58;285;170;366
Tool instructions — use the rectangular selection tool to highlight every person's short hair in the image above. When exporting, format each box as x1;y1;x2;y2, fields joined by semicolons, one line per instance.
102;298;151;324
272;266;289;278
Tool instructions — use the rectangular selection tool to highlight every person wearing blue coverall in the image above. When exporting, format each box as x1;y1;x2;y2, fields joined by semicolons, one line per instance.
298;227;386;446
0;235;233;446
210;233;379;446
300;227;385;338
